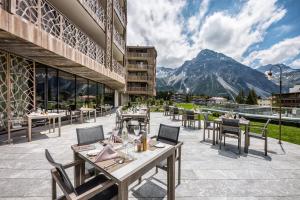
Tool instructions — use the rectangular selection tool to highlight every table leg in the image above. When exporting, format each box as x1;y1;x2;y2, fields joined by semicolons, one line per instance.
73;152;85;187
213;122;216;145
244;125;249;153
88;111;91;121
167;151;176;200
117;182;128;200
58;117;61;137
53;118;55;133
80;111;83;123
28;118;32;142
94;110;96;122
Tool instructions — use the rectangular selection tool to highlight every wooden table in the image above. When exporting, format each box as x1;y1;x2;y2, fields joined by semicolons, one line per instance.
26;113;63;142
213;118;250;152
72;142;176;200
79;108;96;123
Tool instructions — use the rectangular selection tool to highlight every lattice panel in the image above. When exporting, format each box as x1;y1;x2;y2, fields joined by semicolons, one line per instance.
106;0;113;69
9;55;34;121
0;51;8;129
16;0;38;24
41;0;61;38
81;0;105;26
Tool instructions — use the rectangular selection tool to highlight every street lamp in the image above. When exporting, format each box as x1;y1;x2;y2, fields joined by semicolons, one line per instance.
266;65;282;144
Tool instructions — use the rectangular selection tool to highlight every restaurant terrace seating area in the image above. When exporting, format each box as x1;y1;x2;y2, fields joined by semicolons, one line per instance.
0;108;300;199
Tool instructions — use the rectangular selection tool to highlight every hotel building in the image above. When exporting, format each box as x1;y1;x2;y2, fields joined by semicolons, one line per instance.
0;0;127;132
126;46;157;101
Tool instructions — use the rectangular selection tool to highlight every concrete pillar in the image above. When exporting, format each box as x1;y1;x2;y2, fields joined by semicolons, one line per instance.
114;90;119;107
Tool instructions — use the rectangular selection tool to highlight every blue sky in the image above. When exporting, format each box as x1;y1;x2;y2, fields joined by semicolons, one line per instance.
127;0;300;69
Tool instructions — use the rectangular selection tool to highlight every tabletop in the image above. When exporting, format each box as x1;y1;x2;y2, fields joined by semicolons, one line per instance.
74;141;174;182
214;117;250;125
80;108;96;111
26;113;64;119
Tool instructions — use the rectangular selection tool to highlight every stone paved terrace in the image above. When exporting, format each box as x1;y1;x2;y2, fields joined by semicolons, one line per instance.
0;112;300;199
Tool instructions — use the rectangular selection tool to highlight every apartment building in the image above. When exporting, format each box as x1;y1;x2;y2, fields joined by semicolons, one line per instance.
0;0;126;131
126;46;157;101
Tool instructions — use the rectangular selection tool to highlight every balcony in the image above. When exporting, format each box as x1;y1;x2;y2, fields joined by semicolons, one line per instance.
113;0;126;26
127;52;152;58
112;59;125;77
127;64;150;71
78;0;105;30
127;75;151;82
113;27;126;53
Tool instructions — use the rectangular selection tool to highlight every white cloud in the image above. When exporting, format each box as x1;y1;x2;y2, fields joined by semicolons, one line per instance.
244;36;300;66
127;0;287;68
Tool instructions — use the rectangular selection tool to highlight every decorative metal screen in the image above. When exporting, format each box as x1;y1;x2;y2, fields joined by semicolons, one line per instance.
0;51;8;129
106;0;113;70
16;0;39;24
9;55;35;123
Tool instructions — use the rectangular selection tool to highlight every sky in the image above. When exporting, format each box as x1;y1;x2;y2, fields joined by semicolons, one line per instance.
127;0;300;69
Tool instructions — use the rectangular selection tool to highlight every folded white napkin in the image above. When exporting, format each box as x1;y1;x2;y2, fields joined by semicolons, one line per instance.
94;145;119;162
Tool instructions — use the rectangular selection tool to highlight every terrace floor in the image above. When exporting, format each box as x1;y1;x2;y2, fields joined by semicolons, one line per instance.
0;112;300;199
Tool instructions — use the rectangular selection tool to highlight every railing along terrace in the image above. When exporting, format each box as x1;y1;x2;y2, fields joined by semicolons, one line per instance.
13;0;106;67
113;27;125;51
79;0;105;28
112;59;125;76
113;0;126;25
127;87;147;92
127;52;152;58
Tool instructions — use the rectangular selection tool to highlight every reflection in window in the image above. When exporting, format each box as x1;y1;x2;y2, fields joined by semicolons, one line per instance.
76;77;88;108
58;71;75;110
47;68;58;111
97;83;104;106
35;65;46;110
89;81;97;107
104;86;114;106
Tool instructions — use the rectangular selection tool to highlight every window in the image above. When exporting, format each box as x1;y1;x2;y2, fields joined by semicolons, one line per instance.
47;68;58;111
35;65;46;110
76;77;88;109
58;71;75;110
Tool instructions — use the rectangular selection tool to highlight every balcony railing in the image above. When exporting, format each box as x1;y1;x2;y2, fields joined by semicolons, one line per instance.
113;27;125;52
113;0;126;25
127;64;150;70
127;87;148;92
79;0;105;29
13;0;106;66
127;52;152;58
112;59;125;76
127;75;151;81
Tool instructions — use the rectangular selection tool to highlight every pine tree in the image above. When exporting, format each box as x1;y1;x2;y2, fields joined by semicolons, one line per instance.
246;89;258;105
236;90;245;104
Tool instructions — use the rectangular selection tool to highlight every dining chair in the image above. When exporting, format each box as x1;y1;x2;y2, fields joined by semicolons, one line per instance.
219;118;241;154
115;109;122;128
76;125;105;178
138;124;183;185
203;112;215;141
170;107;180;120
248;119;271;156
45;149;118;200
163;105;170;116
186;110;196;129
69;105;81;124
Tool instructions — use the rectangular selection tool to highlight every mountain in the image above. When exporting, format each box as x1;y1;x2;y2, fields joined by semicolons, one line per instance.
156;49;279;99
156;67;175;78
256;64;300;89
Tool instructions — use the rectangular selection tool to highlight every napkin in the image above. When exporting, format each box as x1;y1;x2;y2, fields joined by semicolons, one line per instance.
94;145;119;162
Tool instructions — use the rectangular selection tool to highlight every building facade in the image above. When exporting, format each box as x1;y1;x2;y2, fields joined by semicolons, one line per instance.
126;46;157;101
257;98;272;107
272;92;300;108
0;0;126;132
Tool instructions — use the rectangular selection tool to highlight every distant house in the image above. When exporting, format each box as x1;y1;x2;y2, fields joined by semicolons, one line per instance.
171;93;185;103
258;97;272;107
289;85;300;93
208;97;227;104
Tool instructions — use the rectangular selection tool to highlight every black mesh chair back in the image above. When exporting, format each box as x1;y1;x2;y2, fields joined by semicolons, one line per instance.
204;112;211;127
157;124;180;145
76;125;104;145
221;118;240;135
186;110;194;120
45;149;77;195
164;105;169;111
173;107;179;114
69;104;76;111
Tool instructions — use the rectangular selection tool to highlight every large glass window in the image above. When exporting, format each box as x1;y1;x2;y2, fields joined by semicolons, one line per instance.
104;86;114;106
47;68;58;111
76;77;88;108
97;83;104;106
88;81;97;107
58;71;75;110
35;65;46;110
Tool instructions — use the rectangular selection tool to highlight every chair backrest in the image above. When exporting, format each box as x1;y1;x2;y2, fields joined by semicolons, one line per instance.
157;124;180;145
222;118;239;127
173;107;179;114
68;104;76;111
45;149;76;195
76;125;104;145
203;112;211;127
186;110;194;120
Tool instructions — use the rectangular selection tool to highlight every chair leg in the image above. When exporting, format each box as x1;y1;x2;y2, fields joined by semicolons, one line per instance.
203;128;205;141
265;137;268;156
219;134;222;149
51;176;57;200
238;134;241;154
155;166;158;174
224;135;226;146
178;147;182;185
138;177;142;184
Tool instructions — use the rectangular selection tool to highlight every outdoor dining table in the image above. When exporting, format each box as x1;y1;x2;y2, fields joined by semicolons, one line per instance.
79;107;96;123
71;141;176;200
26;113;63;142
213;117;250;153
